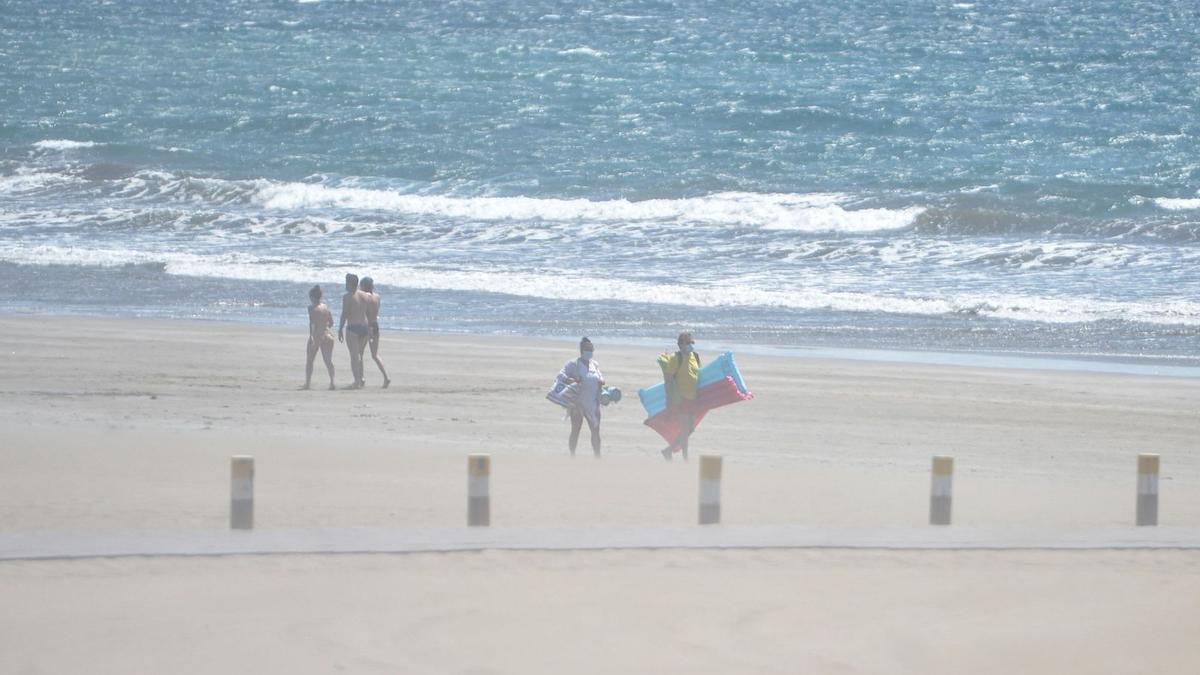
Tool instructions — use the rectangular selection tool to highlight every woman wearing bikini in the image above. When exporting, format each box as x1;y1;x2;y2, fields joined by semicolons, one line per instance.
304;284;336;390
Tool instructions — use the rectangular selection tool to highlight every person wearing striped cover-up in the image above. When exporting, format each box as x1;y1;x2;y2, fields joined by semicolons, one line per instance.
556;336;605;457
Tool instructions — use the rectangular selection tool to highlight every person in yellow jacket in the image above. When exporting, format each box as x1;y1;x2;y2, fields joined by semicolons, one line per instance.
657;332;700;461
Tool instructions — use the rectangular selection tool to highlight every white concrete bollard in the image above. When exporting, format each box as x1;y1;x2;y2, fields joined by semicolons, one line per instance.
230;455;254;530
698;455;722;525
929;455;953;526
468;454;491;527
1137;453;1160;526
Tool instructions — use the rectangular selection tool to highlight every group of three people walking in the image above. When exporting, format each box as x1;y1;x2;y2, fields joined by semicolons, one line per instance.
556;332;700;461
304;274;390;390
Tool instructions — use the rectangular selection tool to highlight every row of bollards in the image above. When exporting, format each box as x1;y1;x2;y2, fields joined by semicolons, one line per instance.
227;452;1164;530
924;452;1161;527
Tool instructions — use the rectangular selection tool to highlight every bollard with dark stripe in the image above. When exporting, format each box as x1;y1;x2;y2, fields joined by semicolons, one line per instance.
230;455;254;530
698;455;722;525
1137;453;1159;526
467;454;491;527
929;455;953;526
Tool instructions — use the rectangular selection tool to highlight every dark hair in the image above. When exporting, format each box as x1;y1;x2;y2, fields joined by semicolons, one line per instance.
309;285;322;301
345;273;359;289
360;276;374;291
580;336;593;352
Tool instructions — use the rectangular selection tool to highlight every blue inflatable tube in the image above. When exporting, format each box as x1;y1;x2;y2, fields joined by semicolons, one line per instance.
638;351;749;417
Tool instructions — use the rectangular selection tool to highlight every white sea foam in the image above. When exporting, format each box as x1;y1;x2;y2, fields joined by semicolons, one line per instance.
3;244;1196;326
16;167;923;234
1110;132;1186;146
0;169;82;194
32;139;98;150
759;205;925;232
1153;197;1200;211
253;184;922;233
559;47;607;57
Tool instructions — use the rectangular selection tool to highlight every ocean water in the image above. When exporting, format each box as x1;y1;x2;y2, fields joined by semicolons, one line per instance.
2;0;1199;365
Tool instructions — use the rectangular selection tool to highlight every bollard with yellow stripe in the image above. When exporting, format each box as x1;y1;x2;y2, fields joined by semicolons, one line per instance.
468;454;491;527
230;455;254;530
1136;453;1159;526
698;455;722;525
929;455;953;526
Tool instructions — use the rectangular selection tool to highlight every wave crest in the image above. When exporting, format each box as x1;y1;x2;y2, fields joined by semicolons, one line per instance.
2;244;1196;326
33;140;99;151
253;184;924;232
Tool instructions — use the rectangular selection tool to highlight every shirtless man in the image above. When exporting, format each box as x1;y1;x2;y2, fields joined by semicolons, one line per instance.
337;273;371;389
359;277;391;388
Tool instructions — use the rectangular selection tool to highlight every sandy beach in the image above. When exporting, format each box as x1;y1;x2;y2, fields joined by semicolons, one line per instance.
1;314;1199;673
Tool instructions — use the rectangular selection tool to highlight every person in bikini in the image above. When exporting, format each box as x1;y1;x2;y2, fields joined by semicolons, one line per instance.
304;285;336;390
359;276;390;388
337;273;371;389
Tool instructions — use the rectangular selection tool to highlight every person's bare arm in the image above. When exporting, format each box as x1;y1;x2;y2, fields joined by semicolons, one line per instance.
337;294;349;342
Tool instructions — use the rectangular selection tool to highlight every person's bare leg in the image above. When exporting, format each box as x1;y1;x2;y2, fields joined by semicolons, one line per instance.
355;334;369;387
589;418;601;457
320;339;335;390
662;411;693;460
568;409;583;456
345;332;364;388
304;338;319;389
679;412;693;460
369;335;390;387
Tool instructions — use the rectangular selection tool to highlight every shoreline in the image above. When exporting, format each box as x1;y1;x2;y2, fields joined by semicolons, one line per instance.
5;306;1199;379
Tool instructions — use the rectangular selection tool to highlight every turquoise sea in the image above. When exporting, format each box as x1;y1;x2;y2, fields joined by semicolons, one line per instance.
2;0;1198;364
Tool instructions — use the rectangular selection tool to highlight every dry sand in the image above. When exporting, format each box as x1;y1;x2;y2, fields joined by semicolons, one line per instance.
1;314;1198;673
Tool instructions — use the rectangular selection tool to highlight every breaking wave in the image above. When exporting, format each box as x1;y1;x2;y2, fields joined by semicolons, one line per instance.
2;243;1196;326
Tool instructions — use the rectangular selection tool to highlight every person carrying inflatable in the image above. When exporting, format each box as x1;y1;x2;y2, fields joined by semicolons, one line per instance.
658;332;700;461
640;337;753;457
556;336;605;457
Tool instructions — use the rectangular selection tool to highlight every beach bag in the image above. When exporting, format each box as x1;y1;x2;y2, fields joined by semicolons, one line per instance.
546;380;580;409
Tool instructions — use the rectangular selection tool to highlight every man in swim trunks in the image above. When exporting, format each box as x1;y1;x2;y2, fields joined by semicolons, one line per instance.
337;273;371;389
359;277;391;388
